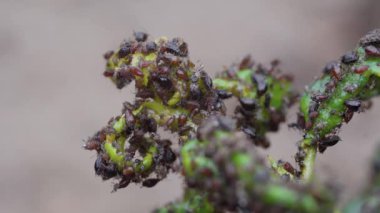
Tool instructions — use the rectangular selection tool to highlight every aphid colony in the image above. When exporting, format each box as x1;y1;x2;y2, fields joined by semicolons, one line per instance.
85;32;295;191
86;32;228;190
158;116;334;212
296;29;380;179
213;55;297;147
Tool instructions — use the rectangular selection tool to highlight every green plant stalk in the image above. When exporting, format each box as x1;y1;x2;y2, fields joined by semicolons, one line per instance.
298;45;380;181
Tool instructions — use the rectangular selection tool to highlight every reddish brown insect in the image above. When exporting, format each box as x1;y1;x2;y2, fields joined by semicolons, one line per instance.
128;66;144;77
353;65;369;74
178;114;187;127
309;111;319;120
83;140;99;151
239;55;254;70
283;162;295;175
344;110;354;123
103;70;114;77
365;45;380;57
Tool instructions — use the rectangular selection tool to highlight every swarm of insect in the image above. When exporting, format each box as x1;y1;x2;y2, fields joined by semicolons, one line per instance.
84;29;380;213
158;116;334;213
85;32;295;191
86;32;227;190
297;29;380;180
213;56;297;147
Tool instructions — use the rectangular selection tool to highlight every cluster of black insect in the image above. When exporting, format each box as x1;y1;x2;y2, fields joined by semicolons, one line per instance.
85;32;234;190
85;121;177;191
184;117;268;210
294;30;380;157
215;56;297;148
183;116;333;212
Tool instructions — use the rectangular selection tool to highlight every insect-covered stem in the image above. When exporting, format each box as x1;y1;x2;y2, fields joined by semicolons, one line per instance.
213;56;296;147
85;32;297;191
297;29;380;181
176;116;334;212
85;32;226;190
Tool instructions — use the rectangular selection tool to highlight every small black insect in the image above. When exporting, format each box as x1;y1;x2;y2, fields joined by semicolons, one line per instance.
344;99;361;112
323;61;339;74
341;51;358;64
142;178;160;188
163;148;177;164
264;94;271;108
145;118;157;133
156;76;173;89
118;42;133;58
190;83;201;100
252;73;267;96
134;32;148;42
319;135;341;147
201;72;213;90
113;177;131;192
288;123;300;129
360;29;380;46
165;38;188;57
318;145;327;153
216;90;233;99
94;155;117;180
239;98;257;111
145;41;157;52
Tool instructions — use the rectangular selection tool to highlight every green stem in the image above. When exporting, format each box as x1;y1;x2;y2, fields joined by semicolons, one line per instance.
297;33;380;181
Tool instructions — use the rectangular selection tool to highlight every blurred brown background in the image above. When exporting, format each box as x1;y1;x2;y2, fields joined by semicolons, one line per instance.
1;0;380;212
